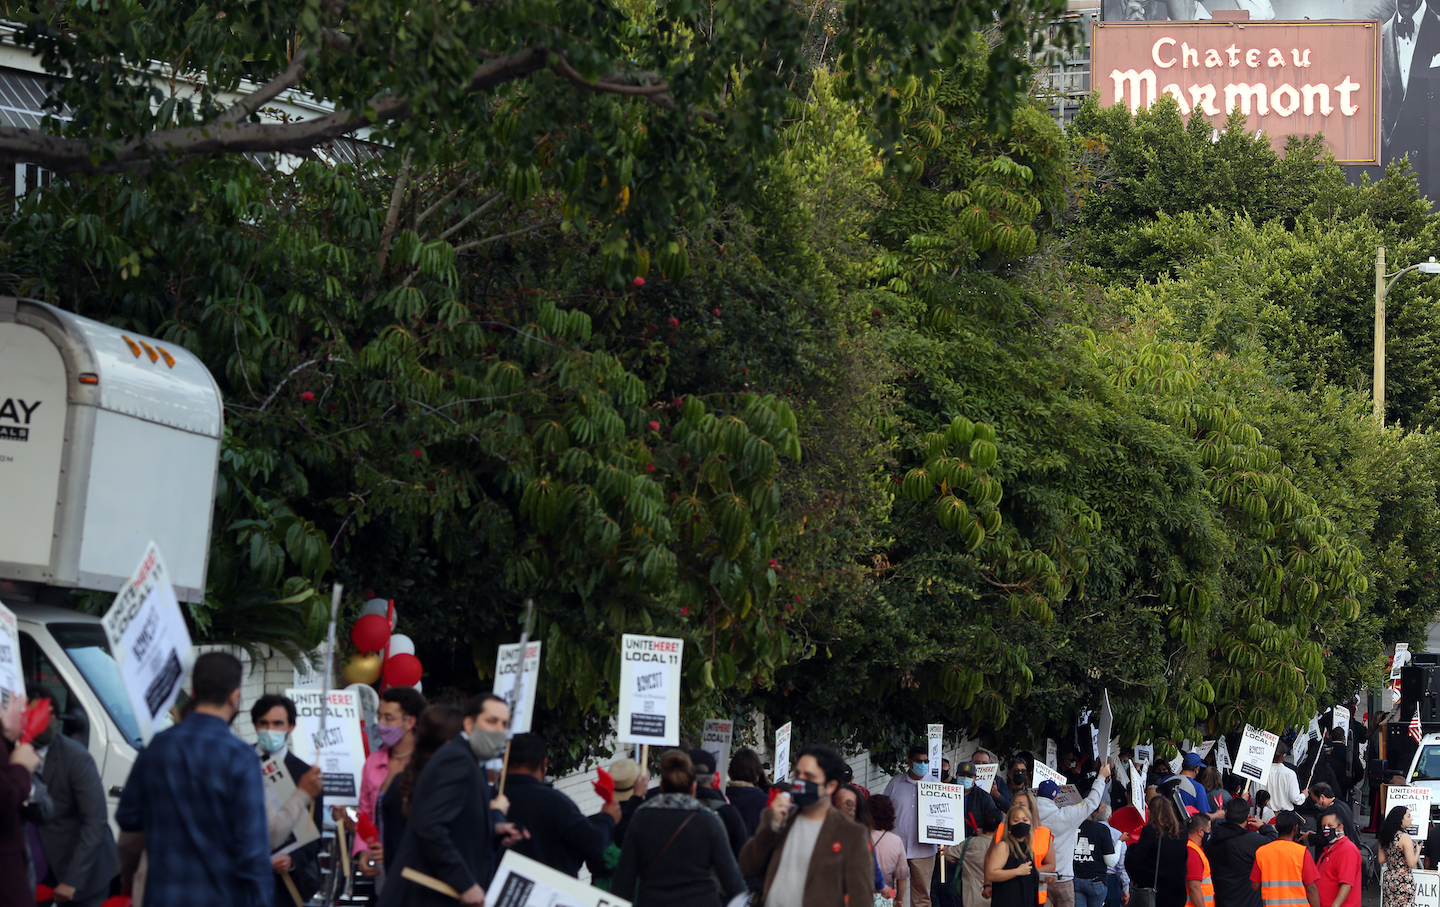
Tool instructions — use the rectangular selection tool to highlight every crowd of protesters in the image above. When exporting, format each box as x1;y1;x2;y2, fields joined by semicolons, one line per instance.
0;673;1404;907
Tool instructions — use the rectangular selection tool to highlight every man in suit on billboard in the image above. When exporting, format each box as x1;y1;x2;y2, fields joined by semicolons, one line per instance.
1383;0;1440;200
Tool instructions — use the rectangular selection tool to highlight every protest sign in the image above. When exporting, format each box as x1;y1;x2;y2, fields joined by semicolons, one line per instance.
1197;740;1216;761
1216;737;1231;774
494;640;543;735
774;721;793;784
1130;761;1147;816
289;687;366;807
1046;738;1058;770
1386;785;1432;839
292;641;328;689
261;755;321;854
488;850;633;907
1098;691;1114;764
702;719;734;783
1333;705;1351;743
974;762;1000;792
0;602;20;710
101;542;192;743
918;781;966;844
1394;643;1412;681
1417;870;1440;907
617;635;683;746
1056;785;1084;808
1236;725;1279;785
1033;759;1066;791
1168;751;1184;775
1135;742;1154;766
928;724;944;781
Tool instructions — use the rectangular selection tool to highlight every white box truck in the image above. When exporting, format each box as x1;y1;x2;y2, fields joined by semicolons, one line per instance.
1;295;223;822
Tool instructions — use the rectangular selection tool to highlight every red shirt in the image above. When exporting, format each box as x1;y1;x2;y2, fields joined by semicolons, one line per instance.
1317;838;1362;907
1187;847;1207;882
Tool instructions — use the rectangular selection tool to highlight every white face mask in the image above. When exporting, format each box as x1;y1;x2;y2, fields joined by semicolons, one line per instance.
257;729;287;754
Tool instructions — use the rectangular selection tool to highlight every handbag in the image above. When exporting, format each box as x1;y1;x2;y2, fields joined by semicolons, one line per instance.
1128;832;1162;907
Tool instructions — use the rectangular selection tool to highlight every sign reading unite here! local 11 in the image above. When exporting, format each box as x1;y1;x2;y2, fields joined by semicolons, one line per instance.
102;541;192;744
618;634;683;746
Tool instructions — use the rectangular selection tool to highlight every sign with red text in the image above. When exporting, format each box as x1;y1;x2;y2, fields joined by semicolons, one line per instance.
618;634;683;746
1092;20;1379;163
289;687;366;807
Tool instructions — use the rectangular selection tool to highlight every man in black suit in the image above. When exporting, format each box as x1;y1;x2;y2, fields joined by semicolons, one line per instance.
251;694;325;906
1383;0;1440;201
25;684;118;907
381;693;526;907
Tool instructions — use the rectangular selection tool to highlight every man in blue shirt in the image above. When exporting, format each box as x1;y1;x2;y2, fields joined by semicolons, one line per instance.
117;652;272;907
1162;753;1220;820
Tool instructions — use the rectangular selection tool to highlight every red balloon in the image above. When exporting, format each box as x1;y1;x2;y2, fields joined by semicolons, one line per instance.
351;613;392;653
384;653;423;687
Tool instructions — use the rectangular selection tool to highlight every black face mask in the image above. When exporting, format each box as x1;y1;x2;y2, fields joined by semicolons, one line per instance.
790;778;822;807
1321;827;1343;845
1011;772;1027;786
1011;822;1031;837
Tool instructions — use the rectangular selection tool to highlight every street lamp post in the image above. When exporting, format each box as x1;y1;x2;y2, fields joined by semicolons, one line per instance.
1374;246;1440;425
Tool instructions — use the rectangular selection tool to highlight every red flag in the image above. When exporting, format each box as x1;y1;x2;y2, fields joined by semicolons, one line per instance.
355;812;380;848
20;698;51;746
593;765;616;804
1411;705;1424;743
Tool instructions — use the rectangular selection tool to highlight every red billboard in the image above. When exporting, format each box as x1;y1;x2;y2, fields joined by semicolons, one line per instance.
1091;20;1380;164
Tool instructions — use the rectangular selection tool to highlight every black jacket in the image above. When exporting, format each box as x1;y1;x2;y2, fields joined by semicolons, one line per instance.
271;749;324;904
379;736;497;907
505;773;616;876
613;793;746;907
36;735;119;902
695;786;750;856
1204;821;1264;907
964;786;1002;835
1126;828;1189;907
725;785;768;839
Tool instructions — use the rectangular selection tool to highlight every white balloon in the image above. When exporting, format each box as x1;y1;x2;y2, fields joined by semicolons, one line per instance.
361;598;399;629
388;634;416;657
413;680;423;693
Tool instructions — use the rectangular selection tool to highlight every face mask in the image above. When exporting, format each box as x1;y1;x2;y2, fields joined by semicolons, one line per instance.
257;730;288;754
912;761;930;778
960;777;975;791
1011;772;1027;785
376;722;407;749
790;778;822;807
1321;827;1342;845
1011;822;1031;837
469;727;507;761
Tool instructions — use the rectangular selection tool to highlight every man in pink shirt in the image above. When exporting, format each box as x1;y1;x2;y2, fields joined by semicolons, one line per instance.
1315;814;1360;907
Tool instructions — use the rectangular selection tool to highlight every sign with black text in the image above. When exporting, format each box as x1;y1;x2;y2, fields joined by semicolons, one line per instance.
702;719;734;783
261;755;321;853
1386;786;1432;840
0;602;19;710
929;724;944;781
288;687;366;807
774;721;792;784
489;850;633;907
494;640;543;735
102;542;192;743
1238;725;1279;785
918;781;965;845
617;635;682;746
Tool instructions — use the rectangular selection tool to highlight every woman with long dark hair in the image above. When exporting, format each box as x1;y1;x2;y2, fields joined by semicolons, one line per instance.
613;750;746;907
725;747;769;837
1124;798;1188;907
380;705;464;872
1379;805;1420;907
987;802;1041;907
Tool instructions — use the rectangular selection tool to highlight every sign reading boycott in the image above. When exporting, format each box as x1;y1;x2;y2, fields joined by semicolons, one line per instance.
494;640;542;735
618;635;683;746
917;781;966;844
774;721;793;784
1092;20;1379;164
1237;725;1280;785
102;541;192;743
288;687;366;806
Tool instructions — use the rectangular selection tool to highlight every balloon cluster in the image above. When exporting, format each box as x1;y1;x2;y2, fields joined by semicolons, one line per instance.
341;598;423;690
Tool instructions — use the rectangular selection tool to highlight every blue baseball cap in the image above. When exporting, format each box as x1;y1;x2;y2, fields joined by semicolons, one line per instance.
1183;753;1204;769
1037;779;1060;799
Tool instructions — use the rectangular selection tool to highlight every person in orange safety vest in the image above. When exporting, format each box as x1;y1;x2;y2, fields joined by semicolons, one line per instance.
1187;814;1216;907
1250;812;1320;907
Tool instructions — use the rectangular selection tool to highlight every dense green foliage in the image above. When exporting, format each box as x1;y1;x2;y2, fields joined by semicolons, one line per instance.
5;0;1440;770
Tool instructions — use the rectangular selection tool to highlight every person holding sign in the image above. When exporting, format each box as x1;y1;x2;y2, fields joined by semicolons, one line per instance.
115;652;273;907
380;694;525;907
1378;806;1420;907
738;745;874;907
882;744;940;907
1037;761;1112;907
504;733;620;877
356;687;427;876
987;802;1042;907
251;694;326;906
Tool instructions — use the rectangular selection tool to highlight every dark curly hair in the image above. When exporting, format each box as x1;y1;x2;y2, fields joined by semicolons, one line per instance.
870;793;897;831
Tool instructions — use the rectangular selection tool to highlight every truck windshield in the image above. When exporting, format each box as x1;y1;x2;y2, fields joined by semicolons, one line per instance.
47;623;144;748
1414;745;1440;782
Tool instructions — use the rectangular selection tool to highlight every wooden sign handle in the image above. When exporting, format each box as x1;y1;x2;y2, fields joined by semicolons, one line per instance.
402;866;461;898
